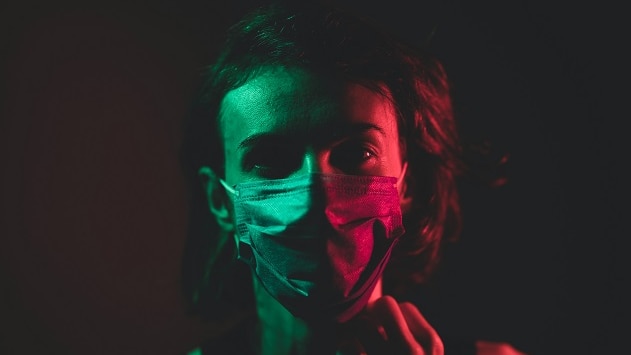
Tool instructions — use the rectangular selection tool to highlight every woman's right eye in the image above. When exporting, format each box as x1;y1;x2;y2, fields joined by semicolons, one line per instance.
252;162;294;179
242;142;302;178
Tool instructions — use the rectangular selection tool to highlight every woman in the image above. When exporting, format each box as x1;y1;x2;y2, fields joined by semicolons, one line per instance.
179;2;518;354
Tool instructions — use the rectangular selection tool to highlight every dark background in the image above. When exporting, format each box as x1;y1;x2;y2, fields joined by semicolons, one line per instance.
1;0;624;354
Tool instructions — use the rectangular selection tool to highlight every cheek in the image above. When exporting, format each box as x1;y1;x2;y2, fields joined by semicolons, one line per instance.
222;143;242;183
373;109;404;175
383;137;404;175
226;156;246;186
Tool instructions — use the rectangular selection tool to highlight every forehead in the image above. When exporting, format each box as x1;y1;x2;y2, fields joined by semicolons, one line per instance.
218;66;398;147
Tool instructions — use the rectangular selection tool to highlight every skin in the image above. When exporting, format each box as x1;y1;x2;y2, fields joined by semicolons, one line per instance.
200;65;443;354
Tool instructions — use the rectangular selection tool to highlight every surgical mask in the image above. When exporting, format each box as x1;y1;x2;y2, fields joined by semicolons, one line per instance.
220;165;407;323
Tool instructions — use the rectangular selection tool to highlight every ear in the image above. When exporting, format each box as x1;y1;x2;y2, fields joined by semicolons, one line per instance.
198;166;235;233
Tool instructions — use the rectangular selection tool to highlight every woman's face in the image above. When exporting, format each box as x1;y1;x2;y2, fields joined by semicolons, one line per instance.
218;65;406;186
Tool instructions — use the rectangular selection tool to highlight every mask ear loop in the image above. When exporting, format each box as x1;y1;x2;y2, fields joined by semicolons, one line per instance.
397;161;413;213
395;161;409;191
219;179;239;196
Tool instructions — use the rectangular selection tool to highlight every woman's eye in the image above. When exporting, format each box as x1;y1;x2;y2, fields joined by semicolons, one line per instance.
252;163;293;178
347;147;374;162
330;142;378;172
242;142;302;178
248;157;299;178
359;149;374;160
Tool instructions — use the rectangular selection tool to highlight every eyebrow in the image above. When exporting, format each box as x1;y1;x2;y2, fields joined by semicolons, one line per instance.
238;133;290;151
238;122;386;150
332;122;386;140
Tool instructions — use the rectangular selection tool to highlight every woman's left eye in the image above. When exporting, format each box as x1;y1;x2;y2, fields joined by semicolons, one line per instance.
329;142;378;172
351;147;375;162
359;149;374;160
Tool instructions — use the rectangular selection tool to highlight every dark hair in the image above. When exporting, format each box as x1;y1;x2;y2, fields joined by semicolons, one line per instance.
180;1;464;320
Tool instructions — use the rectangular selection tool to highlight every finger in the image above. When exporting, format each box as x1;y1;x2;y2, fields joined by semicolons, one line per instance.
350;314;389;355
399;302;444;355
365;296;425;354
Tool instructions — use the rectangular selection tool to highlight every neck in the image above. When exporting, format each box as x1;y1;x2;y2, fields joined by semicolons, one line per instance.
253;275;383;355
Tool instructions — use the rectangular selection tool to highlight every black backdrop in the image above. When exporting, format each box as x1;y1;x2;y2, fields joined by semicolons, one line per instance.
1;1;624;354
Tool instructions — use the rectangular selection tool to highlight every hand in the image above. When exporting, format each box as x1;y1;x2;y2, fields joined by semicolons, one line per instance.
338;295;444;355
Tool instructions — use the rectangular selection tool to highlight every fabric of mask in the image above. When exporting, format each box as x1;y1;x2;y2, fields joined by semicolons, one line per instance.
222;173;405;323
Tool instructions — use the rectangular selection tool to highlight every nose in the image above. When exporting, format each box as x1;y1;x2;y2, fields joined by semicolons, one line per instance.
297;148;335;175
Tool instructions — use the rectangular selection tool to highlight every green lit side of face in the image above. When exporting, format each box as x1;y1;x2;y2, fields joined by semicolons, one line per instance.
218;65;405;186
